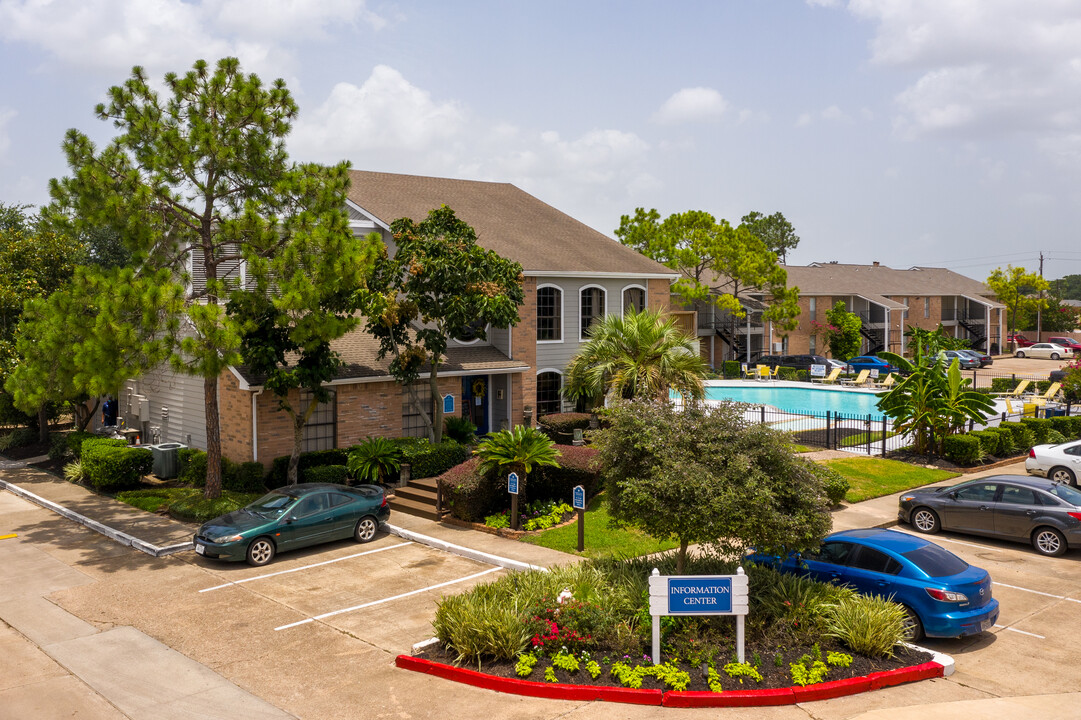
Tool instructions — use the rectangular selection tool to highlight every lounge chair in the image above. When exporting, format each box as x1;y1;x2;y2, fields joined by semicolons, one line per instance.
840;369;870;387
1004;399;1037;418
1026;382;1063;406
873;373;896;390
994;379;1030;398
812;367;842;384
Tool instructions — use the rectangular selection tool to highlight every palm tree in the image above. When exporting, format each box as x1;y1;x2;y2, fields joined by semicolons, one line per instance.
347;437;404;485
475;426;561;530
563;307;707;406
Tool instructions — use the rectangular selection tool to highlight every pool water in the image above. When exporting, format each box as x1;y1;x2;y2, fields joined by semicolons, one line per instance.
702;383;885;419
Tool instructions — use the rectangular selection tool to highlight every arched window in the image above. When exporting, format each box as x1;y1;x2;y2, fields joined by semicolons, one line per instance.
537;285;563;341
622;285;646;314
536;371;562;417
580;286;606;339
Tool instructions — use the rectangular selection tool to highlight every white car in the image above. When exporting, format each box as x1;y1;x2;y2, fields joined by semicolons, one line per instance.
1016;343;1070;360
1027;439;1081;486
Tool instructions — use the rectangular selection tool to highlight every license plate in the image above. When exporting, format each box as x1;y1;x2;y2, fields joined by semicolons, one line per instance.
980;618;993;631
195;543;205;555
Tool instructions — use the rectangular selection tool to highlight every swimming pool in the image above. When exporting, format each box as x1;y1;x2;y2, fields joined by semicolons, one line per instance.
700;382;886;419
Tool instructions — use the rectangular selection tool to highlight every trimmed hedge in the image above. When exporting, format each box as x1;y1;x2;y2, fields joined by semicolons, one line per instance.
722;360;742;379
998;421;1034;452
1048;416;1080;440
968;430;1002;457
776;366;800;382
437;458;502;522
302;464;350;484
267;448;350;488
177;448;266;492
538;412;593;445
397;438;470;479
943;434;982;465
984;426;1016;456
1020;417;1052;445
82;441;152;491
526;445;602;503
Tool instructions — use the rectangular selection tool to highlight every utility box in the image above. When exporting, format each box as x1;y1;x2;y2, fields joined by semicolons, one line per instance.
150;442;185;479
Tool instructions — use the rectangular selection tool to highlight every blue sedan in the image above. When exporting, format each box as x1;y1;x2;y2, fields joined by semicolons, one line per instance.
845;355;899;375
751;528;998;640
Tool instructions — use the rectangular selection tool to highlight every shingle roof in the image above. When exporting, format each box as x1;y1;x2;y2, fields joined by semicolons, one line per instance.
781;263;1004;308
346;170;676;277
233;331;528;386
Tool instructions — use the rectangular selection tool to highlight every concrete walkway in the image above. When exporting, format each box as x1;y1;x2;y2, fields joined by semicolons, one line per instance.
3;455;1079;719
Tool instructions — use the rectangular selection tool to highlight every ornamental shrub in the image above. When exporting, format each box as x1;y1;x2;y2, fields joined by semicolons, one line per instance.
807;462;850;505
302;464;349;484
722;360;742;379
777;366;800;382
267;448;350;488
400;439;470;479
67;430;97;459
527;445;601;503
438;457;503;522
943;434;982;466
998;421;1034;452
1020;418;1052;445
81;442;152;491
984;427;1015;456
538;412;593;445
178;448;208;486
1048;416;1079;440
229;461;267;493
968;430;1001;457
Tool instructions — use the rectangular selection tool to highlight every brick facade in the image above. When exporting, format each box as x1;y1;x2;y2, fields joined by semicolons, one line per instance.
510;276;538;427
217;370;253;463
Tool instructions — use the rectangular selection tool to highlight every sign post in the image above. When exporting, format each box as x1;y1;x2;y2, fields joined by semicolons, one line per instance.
572;485;586;551
648;567;749;664
508;472;520;531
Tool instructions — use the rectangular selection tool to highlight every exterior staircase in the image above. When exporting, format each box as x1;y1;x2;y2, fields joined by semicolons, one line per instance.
388;475;443;521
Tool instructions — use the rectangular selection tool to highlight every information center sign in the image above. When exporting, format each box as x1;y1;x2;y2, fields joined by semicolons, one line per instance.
648;568;749;663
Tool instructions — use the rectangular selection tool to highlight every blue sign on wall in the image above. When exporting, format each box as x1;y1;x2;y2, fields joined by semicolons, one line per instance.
666;577;733;614
443;394;455;414
572;485;586;510
508;472;519;495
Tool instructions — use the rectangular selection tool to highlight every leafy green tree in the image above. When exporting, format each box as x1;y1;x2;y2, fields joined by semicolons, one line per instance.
594;399;832;573
876;351;995;455
475;426;561;528
362;206;524;442
821;301;862;360
986;266;1048;350
47;57;362;498
739;211;800;264
347;437;404;485
563;306;707;405
615;208;800;331
1035;299;1080;334
903;324;969;358
1052;274;1081;302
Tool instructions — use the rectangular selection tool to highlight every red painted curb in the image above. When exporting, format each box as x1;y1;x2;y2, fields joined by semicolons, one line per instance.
396;655;943;707
396;655;662;705
663;687;795;708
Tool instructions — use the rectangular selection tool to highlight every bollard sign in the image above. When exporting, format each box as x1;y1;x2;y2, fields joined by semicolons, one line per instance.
507;472;519;495
572;485;586;510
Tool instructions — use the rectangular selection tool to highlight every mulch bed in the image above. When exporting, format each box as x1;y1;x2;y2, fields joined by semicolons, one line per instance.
887;448;1028;474
416;641;931;693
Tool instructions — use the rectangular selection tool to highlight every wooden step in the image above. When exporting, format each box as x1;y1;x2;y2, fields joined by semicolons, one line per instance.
406;476;439;491
395;483;438;504
389;495;442;522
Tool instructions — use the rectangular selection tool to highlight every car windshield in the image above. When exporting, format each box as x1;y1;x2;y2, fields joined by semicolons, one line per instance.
1047;483;1081;506
246;492;298;516
901;544;969;578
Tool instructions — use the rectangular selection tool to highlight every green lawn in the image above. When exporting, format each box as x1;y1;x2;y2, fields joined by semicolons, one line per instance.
824;457;960;503
116;487;262;522
521;495;679;559
837;431;898;448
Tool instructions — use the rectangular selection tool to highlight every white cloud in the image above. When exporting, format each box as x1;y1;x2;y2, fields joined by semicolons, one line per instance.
0;0;384;78
0;108;15;158
652;87;728;124
842;1;1081;143
795;112;813;127
820;105;852;123
795;105;857;126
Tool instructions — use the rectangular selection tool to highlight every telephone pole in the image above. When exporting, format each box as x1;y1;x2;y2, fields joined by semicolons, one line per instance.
1037;251;1044;342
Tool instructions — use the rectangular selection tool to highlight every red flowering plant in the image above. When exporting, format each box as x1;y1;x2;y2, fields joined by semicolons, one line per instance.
528;596;605;653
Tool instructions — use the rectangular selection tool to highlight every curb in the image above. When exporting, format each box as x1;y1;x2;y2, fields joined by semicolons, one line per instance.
395;654;946;707
383;523;549;573
0;479;193;558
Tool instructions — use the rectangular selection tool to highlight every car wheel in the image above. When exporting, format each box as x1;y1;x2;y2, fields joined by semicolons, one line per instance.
1032;527;1067;557
1049;466;1077;486
1016;351;1025;358
901;606;924;641
246;537;276;567
1051;353;1061;360
354;516;378;543
911;507;941;534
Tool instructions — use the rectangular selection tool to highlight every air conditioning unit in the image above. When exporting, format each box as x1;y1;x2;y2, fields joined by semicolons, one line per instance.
772;342;783;352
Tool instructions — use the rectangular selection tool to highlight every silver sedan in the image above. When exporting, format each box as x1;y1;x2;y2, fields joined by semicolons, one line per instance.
1015;342;1070;360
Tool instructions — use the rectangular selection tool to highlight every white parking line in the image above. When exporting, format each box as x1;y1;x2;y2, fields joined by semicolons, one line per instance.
893;528;1001;552
274;567;502;631
993;581;1081;604
994;624;1046;639
199;542;413;593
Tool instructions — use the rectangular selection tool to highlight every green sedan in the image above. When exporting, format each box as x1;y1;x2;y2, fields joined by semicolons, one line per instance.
194;483;391;566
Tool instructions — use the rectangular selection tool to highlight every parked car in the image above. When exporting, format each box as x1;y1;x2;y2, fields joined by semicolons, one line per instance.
845;355;898;376
957;348;993;367
899;474;1081;557
754;354;831;374
748;528;998;640
926;350;979;370
1007;333;1035;348
194;483;390;566
825;358;849;372
1015;343;1071;360
1026;439;1081;486
1047;337;1081;354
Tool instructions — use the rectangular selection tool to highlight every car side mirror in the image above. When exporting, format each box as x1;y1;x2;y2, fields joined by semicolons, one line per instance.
284;515;296;524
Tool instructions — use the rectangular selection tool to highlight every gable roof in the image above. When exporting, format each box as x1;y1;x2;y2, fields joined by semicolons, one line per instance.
346;170;676;278
782;262;1004;308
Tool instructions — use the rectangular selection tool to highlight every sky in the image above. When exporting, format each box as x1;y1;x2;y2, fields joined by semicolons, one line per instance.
2;0;1081;285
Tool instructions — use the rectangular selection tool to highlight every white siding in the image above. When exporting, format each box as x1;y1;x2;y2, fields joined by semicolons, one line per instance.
535;276;631;374
125;366;207;449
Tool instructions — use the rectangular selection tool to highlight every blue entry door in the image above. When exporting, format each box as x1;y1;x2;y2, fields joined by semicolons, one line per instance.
462;375;490;435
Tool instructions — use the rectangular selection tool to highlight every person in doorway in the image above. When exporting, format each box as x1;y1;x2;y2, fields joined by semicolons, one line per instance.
102;396;118;427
